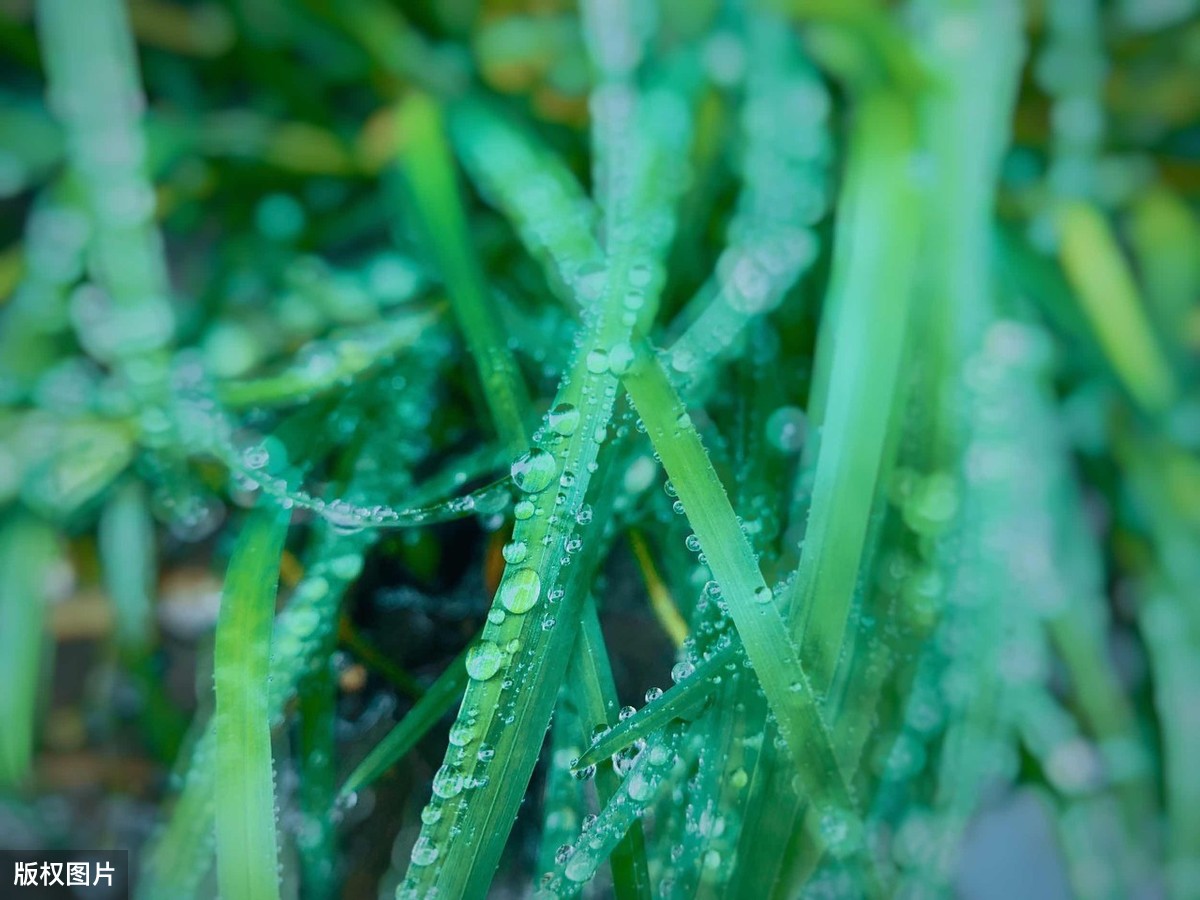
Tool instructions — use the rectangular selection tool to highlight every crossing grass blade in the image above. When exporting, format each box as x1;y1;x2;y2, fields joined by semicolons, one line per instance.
574;642;731;771
567;599;653;900
338;646;468;799
396;8;696;895
621;342;857;823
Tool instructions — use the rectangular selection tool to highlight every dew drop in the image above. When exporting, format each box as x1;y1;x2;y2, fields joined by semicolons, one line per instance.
627;771;654;802
511;448;557;493
502;539;528;564
431;765;464;799
586;349;609;374
410;836;439;866
671;660;695;683
548;403;580;436
608;341;635;375
466;641;504;680
766;406;807;453
499;568;542;614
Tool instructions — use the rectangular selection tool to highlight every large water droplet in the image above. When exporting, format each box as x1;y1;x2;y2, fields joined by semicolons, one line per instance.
586;349;609;374
499;568;542;614
511;448;557;493
432;765;464;799
410;836;439;866
548;403;580;436
466;641;504;680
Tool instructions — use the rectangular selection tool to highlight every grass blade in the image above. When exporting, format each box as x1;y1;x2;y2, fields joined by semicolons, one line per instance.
0;516;58;788
213;504;290;900
394;92;532;452
621;343;856;821
339;646;468;799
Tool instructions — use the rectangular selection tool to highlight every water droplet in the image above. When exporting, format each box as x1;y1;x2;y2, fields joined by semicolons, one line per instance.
511;448;557;493
420;804;442;825
766;406;807;453
548;403;580;436
514;499;535;520
586;349;609;373
627;771;654;802
817;807;862;859
466;641;504;680
502;539;528;564
645;687;663;702
499;568;542;614
448;721;477;747
608;341;635;375
619;705;637;721
685;534;702;553
671;660;695;683
410;836;439;866
754;585;773;604
565;851;594;882
432;765;464;799
628;262;653;287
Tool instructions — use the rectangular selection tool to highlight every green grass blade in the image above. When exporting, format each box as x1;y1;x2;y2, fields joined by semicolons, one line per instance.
540;725;685;893
621;344;855;821
296;629;339;900
569;598;652;900
574;641;731;771
213;504;290;900
215;305;443;409
396;14;694;894
0;515;58;788
779;91;920;693
1057;201;1178;415
394;92;532;452
339;646;468;799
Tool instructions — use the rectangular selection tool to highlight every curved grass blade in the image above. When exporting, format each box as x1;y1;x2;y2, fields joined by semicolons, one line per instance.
213;504;290;900
215;305;443;409
296;626;339;900
142;363;444;899
666;11;830;371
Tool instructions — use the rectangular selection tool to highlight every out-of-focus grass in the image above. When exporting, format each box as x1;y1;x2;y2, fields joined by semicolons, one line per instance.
0;0;1199;898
